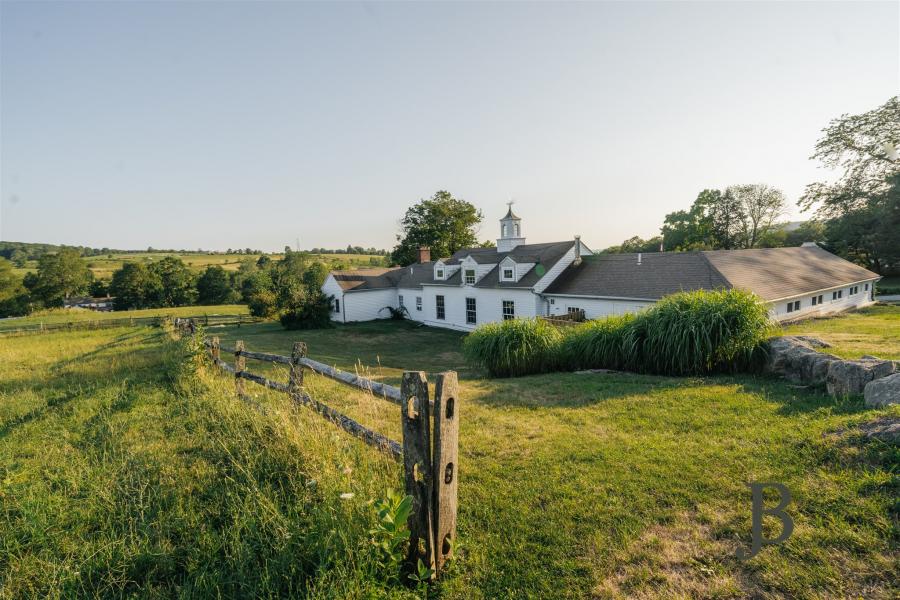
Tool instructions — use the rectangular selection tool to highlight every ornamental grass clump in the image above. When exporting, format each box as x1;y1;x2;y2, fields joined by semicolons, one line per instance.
464;289;772;378
628;288;773;375
559;313;636;371
462;317;563;377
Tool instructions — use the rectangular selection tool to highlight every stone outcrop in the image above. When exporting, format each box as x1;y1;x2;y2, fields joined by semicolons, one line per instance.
827;358;896;396
864;373;900;408
765;336;841;387
765;336;897;400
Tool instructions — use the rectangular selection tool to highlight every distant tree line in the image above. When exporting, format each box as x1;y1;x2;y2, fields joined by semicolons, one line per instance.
309;246;389;256
0;249;334;329
605;97;899;275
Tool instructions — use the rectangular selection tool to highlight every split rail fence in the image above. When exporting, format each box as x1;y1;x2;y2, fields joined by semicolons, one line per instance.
174;318;459;580
0;313;258;337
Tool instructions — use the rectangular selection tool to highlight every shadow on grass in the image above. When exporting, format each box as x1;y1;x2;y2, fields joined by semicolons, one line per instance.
47;329;162;374
465;370;701;409
0;388;83;438
725;375;871;417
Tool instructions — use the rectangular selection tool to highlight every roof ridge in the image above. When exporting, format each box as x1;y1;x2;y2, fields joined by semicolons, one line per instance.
697;252;731;289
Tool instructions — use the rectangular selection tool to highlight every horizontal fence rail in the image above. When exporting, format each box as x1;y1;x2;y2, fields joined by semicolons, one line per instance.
203;339;406;405
178;317;459;581
0;313;258;337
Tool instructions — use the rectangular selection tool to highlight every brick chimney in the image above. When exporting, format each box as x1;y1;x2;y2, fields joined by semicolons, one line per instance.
417;247;431;263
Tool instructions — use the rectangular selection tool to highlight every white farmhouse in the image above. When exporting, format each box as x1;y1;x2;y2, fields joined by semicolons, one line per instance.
321;207;881;331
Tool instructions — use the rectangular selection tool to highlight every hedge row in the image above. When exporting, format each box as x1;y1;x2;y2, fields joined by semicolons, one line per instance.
463;289;773;377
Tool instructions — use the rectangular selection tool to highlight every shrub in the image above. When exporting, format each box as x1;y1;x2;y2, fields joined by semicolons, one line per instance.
463;318;563;377
279;292;334;330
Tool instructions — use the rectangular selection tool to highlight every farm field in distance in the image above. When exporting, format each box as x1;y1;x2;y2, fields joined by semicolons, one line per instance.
0;308;897;597
0;304;249;332
9;251;388;280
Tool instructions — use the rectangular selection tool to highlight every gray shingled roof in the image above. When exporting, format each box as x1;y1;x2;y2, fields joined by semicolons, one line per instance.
475;241;575;288
331;241;576;291
331;268;403;291
544;252;730;299
544;246;880;301
702;246;880;301
443;241;574;267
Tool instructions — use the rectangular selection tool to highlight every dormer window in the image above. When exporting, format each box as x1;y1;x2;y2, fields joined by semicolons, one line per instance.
464;269;476;285
436;268;444;279
502;268;514;281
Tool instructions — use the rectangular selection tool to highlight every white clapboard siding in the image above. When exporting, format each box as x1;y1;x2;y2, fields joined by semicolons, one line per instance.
771;279;878;322
342;289;398;322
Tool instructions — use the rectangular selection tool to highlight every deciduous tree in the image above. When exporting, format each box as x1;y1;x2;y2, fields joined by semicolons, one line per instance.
196;265;235;305
727;184;786;249
391;191;484;266
149;257;197;306
109;263;161;310
27;248;92;307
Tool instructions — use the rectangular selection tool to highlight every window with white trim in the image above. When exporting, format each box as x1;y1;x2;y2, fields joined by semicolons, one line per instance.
436;295;445;320
502;300;515;320
465;297;476;324
334;298;340;313
436;268;444;279
786;300;800;313
865;283;869;291
464;269;476;285
849;285;859;295
832;290;843;301
416;296;422;311
812;295;823;306
502;268;514;281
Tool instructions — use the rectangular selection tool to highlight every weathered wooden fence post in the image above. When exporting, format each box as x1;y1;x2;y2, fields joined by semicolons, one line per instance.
289;342;307;400
234;340;245;396
401;371;435;577
210;336;220;363
432;371;459;576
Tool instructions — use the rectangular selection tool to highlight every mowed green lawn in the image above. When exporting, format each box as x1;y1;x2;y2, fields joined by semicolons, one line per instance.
0;305;249;332
782;304;900;359
207;319;898;599
1;315;897;598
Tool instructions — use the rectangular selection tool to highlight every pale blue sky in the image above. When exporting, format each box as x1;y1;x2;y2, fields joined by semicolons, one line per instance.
1;1;897;252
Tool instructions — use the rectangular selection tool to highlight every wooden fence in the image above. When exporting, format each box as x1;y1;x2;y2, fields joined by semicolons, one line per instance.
174;317;459;580
541;309;586;327
0;313;258;337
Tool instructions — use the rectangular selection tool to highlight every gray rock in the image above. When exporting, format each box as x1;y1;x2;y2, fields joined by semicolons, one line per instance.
827;359;896;396
764;336;839;385
766;336;896;397
794;335;832;348
864;373;900;408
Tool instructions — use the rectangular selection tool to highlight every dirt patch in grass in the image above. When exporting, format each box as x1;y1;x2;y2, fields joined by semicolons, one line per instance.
593;511;755;599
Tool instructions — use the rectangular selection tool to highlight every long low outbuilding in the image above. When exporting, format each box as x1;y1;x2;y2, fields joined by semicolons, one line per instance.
321;207;881;331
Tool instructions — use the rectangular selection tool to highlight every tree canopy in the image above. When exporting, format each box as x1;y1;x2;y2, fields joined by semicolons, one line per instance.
391;191;485;266
24;248;93;307
800;96;900;217
800;96;899;273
